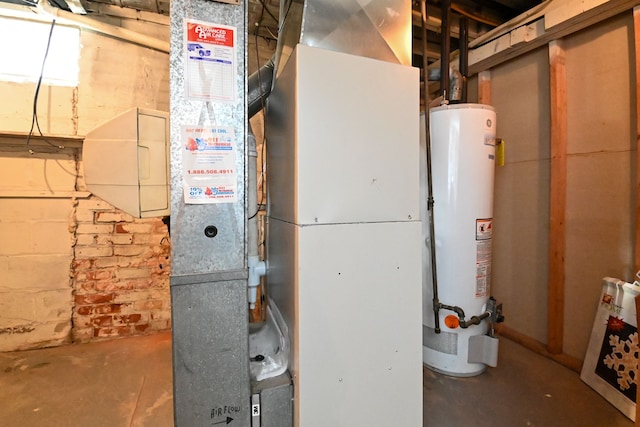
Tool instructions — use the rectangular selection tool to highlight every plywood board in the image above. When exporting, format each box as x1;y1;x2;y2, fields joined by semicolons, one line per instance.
492;161;550;344
561;14;636;360
490;47;551;344
491;47;550;163
564;151;635;359
564;13;633;155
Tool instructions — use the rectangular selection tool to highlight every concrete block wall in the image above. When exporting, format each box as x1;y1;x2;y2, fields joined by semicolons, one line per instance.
0;197;74;351
0;153;77;352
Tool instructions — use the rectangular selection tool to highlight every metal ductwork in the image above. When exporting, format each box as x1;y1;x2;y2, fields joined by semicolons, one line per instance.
250;0;413;116
274;0;412;78
248;56;275;118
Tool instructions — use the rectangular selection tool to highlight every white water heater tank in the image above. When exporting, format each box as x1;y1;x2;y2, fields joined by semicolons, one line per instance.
422;103;498;376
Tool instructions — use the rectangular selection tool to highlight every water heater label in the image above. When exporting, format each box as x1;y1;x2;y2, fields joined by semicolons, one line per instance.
476;218;493;297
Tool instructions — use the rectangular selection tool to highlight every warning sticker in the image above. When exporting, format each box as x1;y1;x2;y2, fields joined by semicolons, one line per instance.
476;218;493;241
475;233;492;298
476;275;490;298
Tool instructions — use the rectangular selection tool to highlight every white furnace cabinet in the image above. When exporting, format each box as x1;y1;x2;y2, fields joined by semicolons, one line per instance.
266;45;423;427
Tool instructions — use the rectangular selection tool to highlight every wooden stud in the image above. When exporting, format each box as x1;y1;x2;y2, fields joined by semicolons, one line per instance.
633;6;640;275
478;70;491;105
547;39;568;355
635;293;640;426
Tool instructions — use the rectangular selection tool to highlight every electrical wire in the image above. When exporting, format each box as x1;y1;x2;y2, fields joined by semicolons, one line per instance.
258;0;278;24
279;0;293;33
247;1;272;221
26;19;63;152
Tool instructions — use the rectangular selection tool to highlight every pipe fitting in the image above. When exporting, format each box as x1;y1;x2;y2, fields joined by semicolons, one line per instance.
248;255;266;309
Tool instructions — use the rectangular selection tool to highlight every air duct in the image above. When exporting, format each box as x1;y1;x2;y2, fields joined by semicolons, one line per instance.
274;0;412;77
248;56;275;118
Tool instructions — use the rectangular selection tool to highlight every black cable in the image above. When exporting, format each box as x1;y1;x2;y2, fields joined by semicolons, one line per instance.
279;0;293;32
258;0;278;24
26;19;60;150
248;204;266;220
248;4;270;221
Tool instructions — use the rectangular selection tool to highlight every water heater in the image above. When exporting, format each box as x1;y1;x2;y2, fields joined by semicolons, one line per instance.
422;103;500;376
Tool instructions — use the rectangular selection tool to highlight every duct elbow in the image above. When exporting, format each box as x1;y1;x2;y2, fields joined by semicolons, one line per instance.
248;56;276;118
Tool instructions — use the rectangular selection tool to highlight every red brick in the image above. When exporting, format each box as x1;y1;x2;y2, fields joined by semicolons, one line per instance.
75;303;126;316
86;270;113;281
71;202;173;343
93;258;120;269
80;281;96;291
134;324;150;333
91;315;113;327
114;314;142;325
76;306;92;316
115;223;129;233
75;246;113;258
94;281;118;291
93;326;131;338
96;212;134;223
133;300;163;311
76;224;114;234
116;223;153;234
99;303;125;314
116;268;150;280
75;293;114;305
119;278;153;290
73;259;93;271
113;246;147;257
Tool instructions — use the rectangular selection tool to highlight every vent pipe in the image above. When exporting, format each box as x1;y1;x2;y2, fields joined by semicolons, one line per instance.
459;16;469;103
440;0;451;102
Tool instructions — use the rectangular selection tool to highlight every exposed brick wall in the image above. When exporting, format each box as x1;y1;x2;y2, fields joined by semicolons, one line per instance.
71;197;171;342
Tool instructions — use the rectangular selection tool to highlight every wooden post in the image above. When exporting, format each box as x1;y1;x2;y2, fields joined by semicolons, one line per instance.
635;292;640;426
548;39;568;355
632;12;640;422
478;70;491;105
633;7;640;275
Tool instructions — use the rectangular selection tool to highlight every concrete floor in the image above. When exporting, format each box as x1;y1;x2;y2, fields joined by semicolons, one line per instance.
0;332;634;427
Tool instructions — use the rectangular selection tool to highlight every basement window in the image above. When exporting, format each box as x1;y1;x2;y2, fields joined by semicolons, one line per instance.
0;17;80;86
